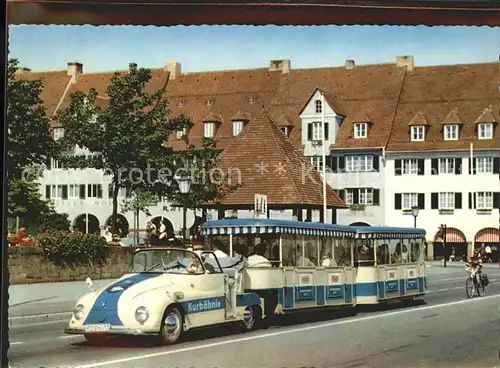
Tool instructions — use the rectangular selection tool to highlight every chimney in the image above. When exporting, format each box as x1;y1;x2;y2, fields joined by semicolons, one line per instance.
67;62;83;83
129;62;138;71
15;67;31;75
164;61;181;80
345;60;355;70
269;60;291;74
396;56;414;71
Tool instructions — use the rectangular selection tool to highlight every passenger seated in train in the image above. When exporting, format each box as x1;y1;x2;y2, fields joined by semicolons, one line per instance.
355;245;374;266
321;252;337;267
378;244;390;265
206;240;245;269
296;244;315;267
247;242;272;267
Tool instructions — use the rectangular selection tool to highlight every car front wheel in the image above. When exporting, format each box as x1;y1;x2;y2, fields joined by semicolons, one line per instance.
159;307;184;345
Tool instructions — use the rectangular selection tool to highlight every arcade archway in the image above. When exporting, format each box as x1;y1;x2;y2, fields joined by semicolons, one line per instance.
433;227;467;261
350;222;371;226
73;214;100;234
105;214;130;238
474;227;500;262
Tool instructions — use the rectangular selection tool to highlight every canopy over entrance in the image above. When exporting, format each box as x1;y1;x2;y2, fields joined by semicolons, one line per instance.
433;227;466;243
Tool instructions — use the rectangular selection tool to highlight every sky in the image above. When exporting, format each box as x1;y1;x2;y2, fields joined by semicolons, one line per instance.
8;25;499;73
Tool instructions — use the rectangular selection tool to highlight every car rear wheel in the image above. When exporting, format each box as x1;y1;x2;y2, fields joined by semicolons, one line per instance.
241;306;261;332
159;307;184;345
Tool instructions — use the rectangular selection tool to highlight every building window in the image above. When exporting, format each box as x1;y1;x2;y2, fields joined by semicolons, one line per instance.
411;126;425;141
315;100;322;114
438;192;455;210
176;128;187;139
87;184;103;199
310;156;323;171
478;123;493;140
233;121;244;136
402;193;418;210
359;188;373;205
204;122;215;138
345;155;373;172
281;126;290;136
51;185;64;199
354;123;367;139
51;158;66;170
476;192;493;209
311;122;323;140
438;158;455;175
402;159;419;175
53;128;65;141
345;189;354;205
68;184;80;199
476;157;494;174
444;124;458;140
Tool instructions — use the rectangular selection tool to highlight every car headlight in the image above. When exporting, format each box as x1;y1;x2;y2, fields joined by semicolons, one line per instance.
74;304;85;320
135;306;149;323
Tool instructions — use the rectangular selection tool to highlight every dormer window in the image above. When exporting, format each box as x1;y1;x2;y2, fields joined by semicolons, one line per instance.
281;126;291;137
53;128;65;140
354;123;367;139
233;121;244;136
178;99;185;108
478;123;493;139
176;127;187;139
411;126;425;142
206;98;212;107
315;100;322;114
248;96;255;104
444;124;459;141
204;122;215;138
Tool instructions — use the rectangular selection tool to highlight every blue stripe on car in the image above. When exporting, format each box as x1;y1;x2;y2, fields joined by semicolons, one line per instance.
83;273;163;326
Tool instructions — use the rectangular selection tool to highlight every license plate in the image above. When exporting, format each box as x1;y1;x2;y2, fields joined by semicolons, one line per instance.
84;324;111;333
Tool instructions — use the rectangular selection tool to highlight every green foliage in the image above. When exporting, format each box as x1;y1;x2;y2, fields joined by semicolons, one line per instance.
38;231;108;268
121;188;157;217
7;59;59;180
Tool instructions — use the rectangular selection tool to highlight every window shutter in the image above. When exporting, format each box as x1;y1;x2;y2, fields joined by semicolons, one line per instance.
79;184;86;199
417;159;425;175
493;192;500;209
338;156;346;172
329;156;338;172
394;193;402;210
324;123;329;140
97;185;103;199
373;189;380;206
46;158;52;170
353;189;359;205
307;123;313;140
469;158;476;175
338;189;345;201
108;184;113;199
372;155;379;172
454;192;462;209
45;185;51;199
418;193;425;209
468;192;473;209
468;158;471;174
394;159;402;176
431;193;438;209
431;158;438;175
62;185;68;200
493;157;500;174
454;158;462;175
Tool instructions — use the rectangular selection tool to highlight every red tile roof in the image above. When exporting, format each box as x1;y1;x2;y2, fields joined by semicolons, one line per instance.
206;112;346;208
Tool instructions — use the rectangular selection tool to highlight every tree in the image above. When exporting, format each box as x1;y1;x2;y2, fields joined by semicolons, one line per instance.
121;188;158;246
7;58;65;229
56;65;185;235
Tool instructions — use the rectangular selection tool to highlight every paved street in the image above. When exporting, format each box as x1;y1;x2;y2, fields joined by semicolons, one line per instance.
8;265;500;368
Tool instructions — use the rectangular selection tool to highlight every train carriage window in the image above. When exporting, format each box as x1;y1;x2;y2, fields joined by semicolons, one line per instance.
400;238;411;263
320;237;336;267
375;239;390;265
282;234;297;266
300;236;317;267
389;239;403;264
355;239;374;267
409;239;422;263
337;238;353;266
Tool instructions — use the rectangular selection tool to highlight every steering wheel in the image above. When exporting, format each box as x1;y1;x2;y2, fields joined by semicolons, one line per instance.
165;260;187;270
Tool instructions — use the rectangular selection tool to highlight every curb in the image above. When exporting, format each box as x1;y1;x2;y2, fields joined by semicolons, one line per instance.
8;312;72;327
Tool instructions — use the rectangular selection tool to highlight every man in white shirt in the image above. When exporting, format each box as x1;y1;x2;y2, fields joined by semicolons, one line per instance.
247;243;272;267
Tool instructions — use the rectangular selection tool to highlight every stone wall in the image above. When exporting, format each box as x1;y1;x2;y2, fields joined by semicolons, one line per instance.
8;246;135;284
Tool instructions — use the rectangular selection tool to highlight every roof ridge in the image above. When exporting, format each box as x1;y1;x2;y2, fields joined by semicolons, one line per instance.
264;112;303;203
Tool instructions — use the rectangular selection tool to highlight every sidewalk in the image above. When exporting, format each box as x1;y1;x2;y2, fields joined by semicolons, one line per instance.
427;260;499;269
8;278;115;327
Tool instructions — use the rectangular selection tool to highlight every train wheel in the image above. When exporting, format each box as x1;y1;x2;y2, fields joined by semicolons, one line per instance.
241;306;261;332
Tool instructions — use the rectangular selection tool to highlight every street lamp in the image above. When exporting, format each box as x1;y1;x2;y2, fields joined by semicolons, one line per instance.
175;176;192;247
411;206;419;228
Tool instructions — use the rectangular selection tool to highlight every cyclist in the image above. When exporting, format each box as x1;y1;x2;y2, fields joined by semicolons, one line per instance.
468;248;483;286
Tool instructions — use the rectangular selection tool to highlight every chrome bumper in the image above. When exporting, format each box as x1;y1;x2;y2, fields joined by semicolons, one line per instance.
64;327;158;336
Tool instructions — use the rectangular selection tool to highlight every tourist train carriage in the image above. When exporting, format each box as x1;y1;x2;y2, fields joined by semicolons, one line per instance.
201;218;427;317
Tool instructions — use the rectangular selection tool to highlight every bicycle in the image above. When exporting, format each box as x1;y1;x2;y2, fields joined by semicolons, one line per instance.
465;263;487;298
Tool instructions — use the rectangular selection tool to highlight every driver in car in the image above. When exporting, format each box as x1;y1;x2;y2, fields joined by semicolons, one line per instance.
187;254;204;274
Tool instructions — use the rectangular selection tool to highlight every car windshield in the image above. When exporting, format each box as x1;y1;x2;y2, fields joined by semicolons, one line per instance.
129;248;205;275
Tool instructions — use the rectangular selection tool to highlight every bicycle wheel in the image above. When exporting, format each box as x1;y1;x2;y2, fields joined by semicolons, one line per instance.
465;277;475;298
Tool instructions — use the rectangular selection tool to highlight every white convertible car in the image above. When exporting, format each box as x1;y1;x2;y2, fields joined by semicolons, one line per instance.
64;247;265;345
